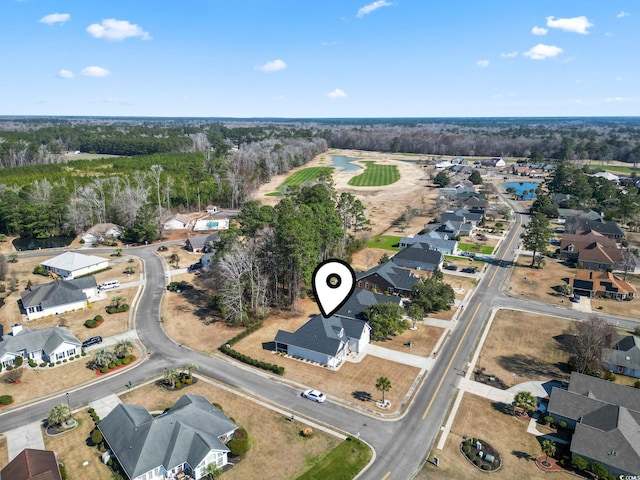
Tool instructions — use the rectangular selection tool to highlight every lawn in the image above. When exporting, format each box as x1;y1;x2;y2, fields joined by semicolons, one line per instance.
297;436;371;480
508;257;577;305
365;235;402;251
268;167;334;195
457;243;495;255
347;161;400;186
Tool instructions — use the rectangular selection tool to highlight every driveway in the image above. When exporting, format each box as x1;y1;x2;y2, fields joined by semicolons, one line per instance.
5;422;45;461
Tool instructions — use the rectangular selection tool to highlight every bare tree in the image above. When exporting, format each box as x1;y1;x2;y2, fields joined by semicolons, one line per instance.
569;316;617;375
164;175;174;213
0;254;8;281
150;164;164;221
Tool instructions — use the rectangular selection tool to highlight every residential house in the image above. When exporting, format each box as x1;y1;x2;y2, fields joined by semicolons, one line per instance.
450;156;467;164
450;164;474;174
0;448;62;480
162;214;192;230
185;233;219;253
459;196;489;212
206;205;218;215
428;219;473;237
565;217;625;240
603;335;640;379
570;270;636;300
592;171;620;183
547;372;640;477
99;394;238;480
557;209;601;222
481;157;506;168
511;165;534;176
434;160;453;169
439;181;476;198
20;277;98;321
356;261;418;296
391;243;444;271
0;324;81;368
334;288;404;321
81;223;122;245
399;232;458;255
267;314;371;368
560;230;627;271
40;252;109;280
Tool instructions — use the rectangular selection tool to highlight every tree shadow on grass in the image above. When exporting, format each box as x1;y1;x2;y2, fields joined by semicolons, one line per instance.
553;333;574;354
497;353;555;380
491;401;513;415
511;450;535;462
352;391;373;402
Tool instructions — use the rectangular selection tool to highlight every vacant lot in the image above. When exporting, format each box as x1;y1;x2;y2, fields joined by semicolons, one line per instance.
120;377;344;480
373;323;444;357
366;235;402;251
348;161;400;186
417;393;574;480
479;310;572;385
590;296;640;318
508;257;577;305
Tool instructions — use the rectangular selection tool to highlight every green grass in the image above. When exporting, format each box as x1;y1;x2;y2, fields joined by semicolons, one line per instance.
296;437;372;480
457;243;495;255
268;166;334;196
366;235;402;251
599;165;639;174
348;161;400;186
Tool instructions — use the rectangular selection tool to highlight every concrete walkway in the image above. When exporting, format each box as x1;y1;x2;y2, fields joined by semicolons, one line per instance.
5;422;45;461
422;318;454;329
366;344;433;369
458;377;514;404
89;394;122;419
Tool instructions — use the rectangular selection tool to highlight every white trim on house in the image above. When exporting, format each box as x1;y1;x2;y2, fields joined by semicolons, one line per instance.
40;252;109;280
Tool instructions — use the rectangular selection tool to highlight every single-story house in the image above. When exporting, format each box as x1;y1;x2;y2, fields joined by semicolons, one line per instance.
356;261;419;296
428;219;473;237
441;209;483;226
0;448;62;480
267;314;370;368
564;217;625;240
206;205;219;214
547;372;640;477
81;223;123;245
570;270;636;300
334;288;404;321
185;233;219;253
434;160;453;169
450;164;474;174
459;196;489;212
592;171;620;183
391;243;444;271
40;252;109;280
0;324;82;368
481;157;506;168
162;214;192;230
399;233;458;255
99;394;238;480
439;182;476;198
20;277;98;321
603;335;640;379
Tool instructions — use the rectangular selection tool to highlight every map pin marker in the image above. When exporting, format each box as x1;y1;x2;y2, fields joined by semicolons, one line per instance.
312;259;356;318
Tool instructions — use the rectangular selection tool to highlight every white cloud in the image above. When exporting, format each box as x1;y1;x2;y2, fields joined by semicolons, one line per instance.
616;11;630;18
357;0;393;18
257;59;287;72
58;69;74;79
500;51;518;58
605;32;614;37
523;44;563;60
326;88;347;99
616;76;623;81
546;15;593;34
605;97;633;103
531;26;548;35
81;66;110;78
476;60;490;68
86;19;151;41
39;13;70;25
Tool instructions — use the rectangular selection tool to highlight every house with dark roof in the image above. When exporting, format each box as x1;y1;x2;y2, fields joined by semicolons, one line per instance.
429;220;473;237
547;372;640;477
459;196;489;212
98;394;238;480
0;324;81;368
267;314;371;368
20;277;98;321
603;335;640;379
334;289;404;321
391;243;444;272
570;270;636;300
0;448;62;480
399;232;457;254
356;261;418;296
185;233;219;253
564;216;625;240
40;252;109;280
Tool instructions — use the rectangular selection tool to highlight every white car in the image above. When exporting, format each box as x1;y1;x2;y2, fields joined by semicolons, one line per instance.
302;389;326;403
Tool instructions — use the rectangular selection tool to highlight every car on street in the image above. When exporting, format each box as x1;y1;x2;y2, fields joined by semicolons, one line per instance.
82;336;103;348
301;389;326;403
444;265;458;271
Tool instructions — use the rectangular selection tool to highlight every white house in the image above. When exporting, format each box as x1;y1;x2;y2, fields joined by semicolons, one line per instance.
163;214;192;230
20;277;98;321
0;324;82;368
592;171;620;183
40;252;109;280
206;205;219;215
81;223;123;244
98;394;238;480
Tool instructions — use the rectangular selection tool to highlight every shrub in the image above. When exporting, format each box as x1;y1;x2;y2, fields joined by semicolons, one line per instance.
184;378;192;385
175;381;182;389
58;463;68;480
0;395;13;405
94;315;103;322
481;464;492;471
462;445;471;453
634;379;640;389
301;427;314;437
572;455;588;471
75;354;80;359
228;428;249;457
15;357;23;367
465;451;475;461
108;362;115;369
91;428;103;445
84;319;98;328
49;363;54;367
464;439;472;446
474;458;483;467
33;265;47;276
28;359;36;368
558;420;567;429
100;367;108;374
544;416;554;425
88;408;95;414
213;403;224;412
114;359;122;367
589;461;609;479
6;365;12;371
122;357;131;365
39;362;47;368
56;361;61;365
63;359;67;363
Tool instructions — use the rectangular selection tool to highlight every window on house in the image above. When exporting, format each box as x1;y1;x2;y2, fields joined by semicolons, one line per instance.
67;349;76;356
358;281;362;288
365;282;369;289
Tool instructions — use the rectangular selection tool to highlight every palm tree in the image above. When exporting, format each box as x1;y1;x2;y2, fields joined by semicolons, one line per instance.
541;439;556;464
92;348;117;369
376;376;392;404
514;390;537;413
113;247;122;257
169;253;180;268
114;340;134;359
110;296;126;309
163;368;180;388
182;363;199;380
48;403;70;426
204;463;222;479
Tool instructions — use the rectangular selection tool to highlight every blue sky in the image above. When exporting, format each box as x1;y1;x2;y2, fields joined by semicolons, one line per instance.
1;0;637;117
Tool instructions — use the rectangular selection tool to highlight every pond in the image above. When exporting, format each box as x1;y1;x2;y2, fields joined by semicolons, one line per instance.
503;182;540;200
12;235;74;251
331;155;362;172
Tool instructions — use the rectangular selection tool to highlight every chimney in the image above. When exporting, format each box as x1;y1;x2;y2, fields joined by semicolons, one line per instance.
11;324;23;336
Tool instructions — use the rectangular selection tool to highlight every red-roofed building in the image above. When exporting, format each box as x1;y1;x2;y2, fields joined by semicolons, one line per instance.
570;270;637;300
0;448;62;480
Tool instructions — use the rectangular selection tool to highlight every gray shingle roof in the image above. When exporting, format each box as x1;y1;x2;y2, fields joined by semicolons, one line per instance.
356;261;418;293
391;243;444;268
334;289;402;320
274;315;368;357
20;278;95;310
0;326;81;358
603;335;640;371
98;394;237;479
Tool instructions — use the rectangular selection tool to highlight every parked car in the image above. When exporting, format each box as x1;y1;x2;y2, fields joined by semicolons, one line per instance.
461;267;476;274
188;262;203;272
460;251;476;258
444;265;458;271
301;389;326;403
570;294;580;303
82;336;103;348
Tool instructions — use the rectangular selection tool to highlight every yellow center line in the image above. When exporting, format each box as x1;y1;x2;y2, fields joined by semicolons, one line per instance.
380;471;392;480
422;301;482;420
